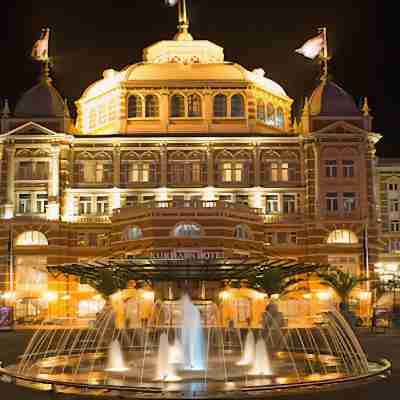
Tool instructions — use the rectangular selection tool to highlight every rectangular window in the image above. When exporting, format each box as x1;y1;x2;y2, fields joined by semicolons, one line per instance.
343;192;356;213
18;194;31;214
234;163;243;183
143;195;156;202
265;233;273;245
219;195;232;202
96;196;109;215
391;220;400;232
281;163;289;181
192;163;201;183
276;232;288;245
222;163;232;183
124;195;139;208
266;195;279;214
391;199;400;212
325;160;337;178
326;192;338;212
343;160;354;178
283;194;296;214
236;195;249;205
18;161;33;180
289;232;297;244
270;162;279;182
36;194;48;214
79;196;92;215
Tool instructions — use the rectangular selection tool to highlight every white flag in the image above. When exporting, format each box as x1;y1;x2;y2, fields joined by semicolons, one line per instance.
31;28;50;61
295;33;325;59
165;0;178;6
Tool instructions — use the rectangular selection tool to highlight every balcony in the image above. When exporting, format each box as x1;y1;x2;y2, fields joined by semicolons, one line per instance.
264;213;304;224
16;172;49;181
113;200;264;222
71;214;111;224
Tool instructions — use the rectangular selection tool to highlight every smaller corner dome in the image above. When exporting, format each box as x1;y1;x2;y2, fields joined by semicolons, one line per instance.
309;80;361;117
15;80;69;118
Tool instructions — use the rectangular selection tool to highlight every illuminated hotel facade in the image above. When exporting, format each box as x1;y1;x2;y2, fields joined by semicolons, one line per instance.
0;7;393;322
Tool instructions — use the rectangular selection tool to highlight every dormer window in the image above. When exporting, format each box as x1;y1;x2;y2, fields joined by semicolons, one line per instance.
276;107;284;128
145;95;159;117
188;94;202;117
171;94;185;117
213;94;227;117
231;94;245;117
266;103;275;125
128;95;143;118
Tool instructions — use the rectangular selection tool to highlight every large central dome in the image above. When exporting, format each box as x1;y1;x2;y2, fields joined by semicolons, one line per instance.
75;2;292;135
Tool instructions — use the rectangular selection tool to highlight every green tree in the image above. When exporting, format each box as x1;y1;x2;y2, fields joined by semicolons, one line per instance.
317;268;366;305
249;262;326;297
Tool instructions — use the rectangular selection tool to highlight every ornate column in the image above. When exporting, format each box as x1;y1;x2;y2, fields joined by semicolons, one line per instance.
253;144;261;187
4;145;16;219
203;89;213;131
113;144;121;187
160;90;169;132
160;144;168;187
207;144;214;187
47;145;60;220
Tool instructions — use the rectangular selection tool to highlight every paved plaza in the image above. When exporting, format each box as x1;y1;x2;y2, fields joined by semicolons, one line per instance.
0;328;398;399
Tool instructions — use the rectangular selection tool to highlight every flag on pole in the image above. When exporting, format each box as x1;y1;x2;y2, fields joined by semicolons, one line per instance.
31;28;50;61
295;32;325;59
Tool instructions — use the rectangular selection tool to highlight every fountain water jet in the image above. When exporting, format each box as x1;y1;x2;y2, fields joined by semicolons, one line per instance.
105;339;129;372
237;330;255;366
155;333;181;382
181;294;205;371
249;338;273;376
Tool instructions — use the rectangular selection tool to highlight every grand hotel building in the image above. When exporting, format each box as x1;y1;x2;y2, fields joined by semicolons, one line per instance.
0;16;397;322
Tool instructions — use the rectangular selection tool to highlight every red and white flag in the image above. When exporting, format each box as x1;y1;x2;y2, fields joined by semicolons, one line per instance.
31;28;50;61
296;33;325;59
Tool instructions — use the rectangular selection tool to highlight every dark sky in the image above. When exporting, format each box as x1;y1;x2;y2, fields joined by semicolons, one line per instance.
0;1;391;156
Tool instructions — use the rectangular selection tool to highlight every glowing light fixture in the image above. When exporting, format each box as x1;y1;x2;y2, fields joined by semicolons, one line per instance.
142;291;155;301
316;291;331;301
43;291;59;302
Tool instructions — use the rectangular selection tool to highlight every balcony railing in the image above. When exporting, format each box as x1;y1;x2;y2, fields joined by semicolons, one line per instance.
114;200;263;216
72;214;111;223
264;213;305;224
16;172;49;180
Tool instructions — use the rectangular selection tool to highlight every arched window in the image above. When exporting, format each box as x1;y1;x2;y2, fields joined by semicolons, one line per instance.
213;94;227;117
188;94;202;117
108;98;117;121
231;94;245;117
233;224;252;240
171;94;185;117
16;231;48;246
327;229;358;244
257;100;266;121
267;103;275;126
89;109;97;129
125;226;143;240
173;223;202;237
276;107;284;128
128;95;142;118
145;95;159;118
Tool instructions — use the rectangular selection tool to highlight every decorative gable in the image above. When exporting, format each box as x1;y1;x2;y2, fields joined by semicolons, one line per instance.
313;120;368;135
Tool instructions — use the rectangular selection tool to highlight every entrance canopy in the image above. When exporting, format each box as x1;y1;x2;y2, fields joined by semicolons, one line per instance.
47;257;324;286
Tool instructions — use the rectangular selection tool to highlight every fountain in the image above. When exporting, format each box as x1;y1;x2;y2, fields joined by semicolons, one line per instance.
105;339;129;372
181;294;205;371
249;338;273;376
237;330;255;366
0;296;391;399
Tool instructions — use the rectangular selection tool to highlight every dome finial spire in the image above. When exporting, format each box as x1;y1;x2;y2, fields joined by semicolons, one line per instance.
174;0;193;41
362;97;371;116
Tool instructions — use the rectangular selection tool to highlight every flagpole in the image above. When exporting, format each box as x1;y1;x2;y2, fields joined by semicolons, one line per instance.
318;27;329;80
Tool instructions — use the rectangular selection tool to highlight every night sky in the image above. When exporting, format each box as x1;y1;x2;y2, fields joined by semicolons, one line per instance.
0;1;391;156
